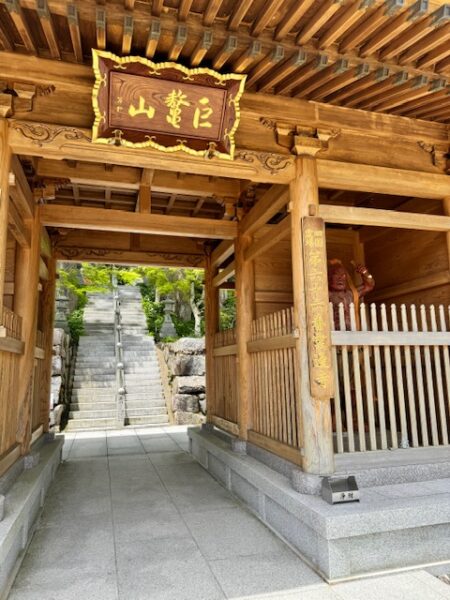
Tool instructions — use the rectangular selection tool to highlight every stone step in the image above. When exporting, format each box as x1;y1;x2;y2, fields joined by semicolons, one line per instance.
65;418;118;431
74;366;116;374
70;401;116;410
71;391;116;401
69;408;118;419
72;381;117;389
74;373;116;382
126;415;169;425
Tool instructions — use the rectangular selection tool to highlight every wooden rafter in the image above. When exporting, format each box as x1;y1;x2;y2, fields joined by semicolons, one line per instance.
257;49;307;93
96;6;106;50
379;5;450;61
36;0;60;59
122;14;134;55
318;0;373;49
399;22;450;65
339;0;404;54
246;46;284;88
204;0;224;26
145;19;160;58
373;78;446;112
274;0;316;40
67;4;83;62
294;59;349;99
168;24;188;61
314;63;370;101
359;1;429;57
190;30;213;67
4;0;36;54
296;0;345;46
275;54;328;95
212;35;237;70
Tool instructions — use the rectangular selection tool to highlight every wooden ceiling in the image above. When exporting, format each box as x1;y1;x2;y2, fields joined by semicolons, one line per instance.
0;0;448;123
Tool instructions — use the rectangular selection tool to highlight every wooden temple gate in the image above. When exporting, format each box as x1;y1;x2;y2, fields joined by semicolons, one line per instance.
0;0;449;479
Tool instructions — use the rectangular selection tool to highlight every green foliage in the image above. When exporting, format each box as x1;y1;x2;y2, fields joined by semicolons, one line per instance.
67;306;84;343
220;292;236;330
171;313;196;338
141;296;165;340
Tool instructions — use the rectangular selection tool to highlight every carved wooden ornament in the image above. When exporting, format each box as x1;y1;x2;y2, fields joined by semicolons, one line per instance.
92;49;246;160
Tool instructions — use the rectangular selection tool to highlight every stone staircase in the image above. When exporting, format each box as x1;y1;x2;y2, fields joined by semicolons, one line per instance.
66;286;169;431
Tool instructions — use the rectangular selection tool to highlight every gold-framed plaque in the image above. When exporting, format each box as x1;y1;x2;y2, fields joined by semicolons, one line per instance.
92;49;246;160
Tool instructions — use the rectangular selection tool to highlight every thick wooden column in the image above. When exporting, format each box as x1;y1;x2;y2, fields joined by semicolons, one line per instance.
290;152;334;475
39;255;56;432
205;253;219;424
0;119;11;311
235;230;255;440
443;198;450;268
15;214;41;454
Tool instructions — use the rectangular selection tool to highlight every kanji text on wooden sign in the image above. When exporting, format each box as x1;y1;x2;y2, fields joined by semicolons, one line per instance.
92;50;246;160
303;216;334;401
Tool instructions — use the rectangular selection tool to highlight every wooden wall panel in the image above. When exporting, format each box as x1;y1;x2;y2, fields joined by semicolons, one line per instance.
365;229;450;305
254;227;362;318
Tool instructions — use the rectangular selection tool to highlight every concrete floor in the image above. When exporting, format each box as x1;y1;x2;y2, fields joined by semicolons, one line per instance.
8;426;450;600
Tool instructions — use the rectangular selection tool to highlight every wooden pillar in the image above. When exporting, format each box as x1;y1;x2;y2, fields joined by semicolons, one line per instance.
290;151;334;475
15;214;41;454
235;230;254;440
39;255;56;432
0;119;11;311
204;253;219;424
443;198;450;268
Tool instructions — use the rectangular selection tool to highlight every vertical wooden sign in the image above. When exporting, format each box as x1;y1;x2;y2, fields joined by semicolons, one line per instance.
302;217;334;401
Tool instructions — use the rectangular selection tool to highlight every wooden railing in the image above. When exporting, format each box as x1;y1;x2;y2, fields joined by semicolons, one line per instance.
248;308;302;465
0;306;22;339
331;302;450;454
212;328;239;433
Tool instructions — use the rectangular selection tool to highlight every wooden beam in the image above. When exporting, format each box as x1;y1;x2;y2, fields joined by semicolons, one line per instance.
179;0;194;21
244;216;291;262
240;186;288;236
40;204;237;239
317;160;450;199
318;204;450;231
211;239;234;268
228;0;253;31
232;40;262;73
0;336;24;354
294;58;349;99
213;260;235;287
55;246;205;268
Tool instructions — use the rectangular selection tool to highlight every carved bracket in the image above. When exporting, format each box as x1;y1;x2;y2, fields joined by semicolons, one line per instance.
0;82;55;117
259;118;340;156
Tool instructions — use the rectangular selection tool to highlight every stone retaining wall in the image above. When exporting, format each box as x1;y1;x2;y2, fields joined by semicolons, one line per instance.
49;328;75;431
160;337;206;425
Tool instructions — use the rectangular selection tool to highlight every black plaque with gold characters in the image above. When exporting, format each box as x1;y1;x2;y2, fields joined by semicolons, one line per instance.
92;49;246;160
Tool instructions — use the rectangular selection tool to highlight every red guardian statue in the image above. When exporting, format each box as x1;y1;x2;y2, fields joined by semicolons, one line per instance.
328;259;375;329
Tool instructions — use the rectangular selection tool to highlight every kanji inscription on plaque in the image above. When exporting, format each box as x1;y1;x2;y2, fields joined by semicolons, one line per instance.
92;50;246;159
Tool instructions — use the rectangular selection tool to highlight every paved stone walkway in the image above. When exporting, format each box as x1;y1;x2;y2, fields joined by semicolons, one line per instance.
9;426;450;600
